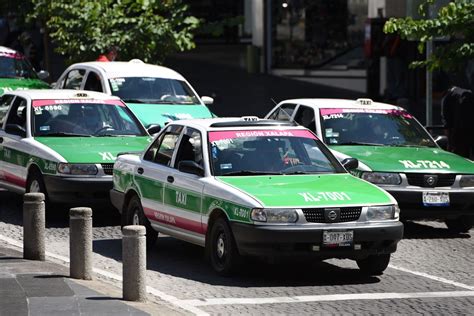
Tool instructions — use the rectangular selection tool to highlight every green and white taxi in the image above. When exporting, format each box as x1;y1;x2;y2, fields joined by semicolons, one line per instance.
266;98;474;232
54;60;214;129
0;89;151;207
111;117;403;275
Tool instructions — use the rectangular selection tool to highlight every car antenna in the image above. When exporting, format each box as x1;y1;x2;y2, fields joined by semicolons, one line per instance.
270;98;278;105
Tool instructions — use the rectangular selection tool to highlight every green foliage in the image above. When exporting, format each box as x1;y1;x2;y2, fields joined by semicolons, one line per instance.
384;0;474;71
197;16;244;37
28;0;200;64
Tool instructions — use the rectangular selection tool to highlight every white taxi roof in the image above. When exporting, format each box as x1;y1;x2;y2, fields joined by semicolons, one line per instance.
7;89;122;101
282;98;401;111
0;46;21;55
71;60;185;81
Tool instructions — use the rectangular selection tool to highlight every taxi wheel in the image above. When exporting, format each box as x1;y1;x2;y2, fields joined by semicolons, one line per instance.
445;216;473;233
26;170;49;204
356;254;390;276
208;217;240;276
126;195;158;248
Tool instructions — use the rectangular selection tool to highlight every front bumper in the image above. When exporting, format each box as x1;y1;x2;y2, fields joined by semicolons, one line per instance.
230;221;403;259
44;175;112;206
384;187;474;220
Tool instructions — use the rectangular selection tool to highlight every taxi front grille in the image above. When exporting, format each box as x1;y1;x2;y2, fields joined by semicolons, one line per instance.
302;207;362;223
405;173;456;187
101;163;114;175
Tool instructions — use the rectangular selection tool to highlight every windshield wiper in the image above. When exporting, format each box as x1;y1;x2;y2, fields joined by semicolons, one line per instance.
221;170;282;176
337;141;383;146
41;132;91;137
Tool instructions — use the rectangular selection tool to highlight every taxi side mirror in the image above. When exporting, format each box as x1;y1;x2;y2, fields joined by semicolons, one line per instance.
201;96;214;105
434;135;448;150
37;70;50;80
341;157;358;171
147;124;161;135
178;160;204;177
5;124;26;138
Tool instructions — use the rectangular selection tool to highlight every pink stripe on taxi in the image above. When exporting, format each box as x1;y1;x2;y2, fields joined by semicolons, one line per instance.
0;171;26;188
32;99;125;107
144;207;207;235
208;129;317;143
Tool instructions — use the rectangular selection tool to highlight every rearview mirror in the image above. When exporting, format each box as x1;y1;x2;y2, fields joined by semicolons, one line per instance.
5;124;26;138
178;160;204;177
434;135;448;150
341;157;358;171
201;96;214;105
37;70;50;80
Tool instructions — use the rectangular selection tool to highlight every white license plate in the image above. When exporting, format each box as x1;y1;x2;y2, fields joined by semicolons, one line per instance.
323;230;353;247
422;191;450;206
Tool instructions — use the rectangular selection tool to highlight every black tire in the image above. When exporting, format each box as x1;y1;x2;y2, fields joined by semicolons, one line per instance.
125;195;158;248
356;254;391;276
207;217;241;276
445;216;474;233
26;169;50;208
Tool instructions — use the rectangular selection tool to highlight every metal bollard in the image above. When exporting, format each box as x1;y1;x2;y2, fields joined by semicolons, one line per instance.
69;207;93;280
23;193;45;261
122;225;146;302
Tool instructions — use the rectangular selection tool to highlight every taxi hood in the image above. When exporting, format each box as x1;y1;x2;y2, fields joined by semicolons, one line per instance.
331;145;474;173
216;174;392;208
35;136;150;163
126;103;213;127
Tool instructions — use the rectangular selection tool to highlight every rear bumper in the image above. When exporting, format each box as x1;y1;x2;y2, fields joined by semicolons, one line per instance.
230;221;404;259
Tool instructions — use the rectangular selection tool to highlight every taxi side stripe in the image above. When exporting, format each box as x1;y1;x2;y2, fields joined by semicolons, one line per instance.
144;207;206;234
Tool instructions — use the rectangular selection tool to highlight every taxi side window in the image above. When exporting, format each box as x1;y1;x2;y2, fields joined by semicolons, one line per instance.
64;69;85;90
144;125;183;166
5;97;27;136
84;71;103;92
294;105;316;131
0;94;15;127
268;103;296;121
174;127;203;168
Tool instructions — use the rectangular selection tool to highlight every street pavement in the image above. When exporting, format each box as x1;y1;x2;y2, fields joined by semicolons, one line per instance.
1;191;473;315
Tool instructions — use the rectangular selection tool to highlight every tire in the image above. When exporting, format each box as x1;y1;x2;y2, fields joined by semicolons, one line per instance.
445;216;474;233
207;217;241;276
125;195;158;248
356;254;391;276
26;169;50;208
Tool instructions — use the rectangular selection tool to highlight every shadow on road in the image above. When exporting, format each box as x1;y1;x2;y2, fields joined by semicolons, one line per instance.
402;220;471;240
93;237;381;287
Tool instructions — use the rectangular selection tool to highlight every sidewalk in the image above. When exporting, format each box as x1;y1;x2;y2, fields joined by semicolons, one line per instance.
0;245;181;316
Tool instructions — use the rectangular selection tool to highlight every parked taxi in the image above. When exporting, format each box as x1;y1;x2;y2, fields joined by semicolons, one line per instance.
111;117;403;275
266;98;474;233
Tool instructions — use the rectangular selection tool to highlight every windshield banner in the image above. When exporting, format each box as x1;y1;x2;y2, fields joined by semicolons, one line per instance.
209;129;317;143
32;99;125;107
320;108;412;119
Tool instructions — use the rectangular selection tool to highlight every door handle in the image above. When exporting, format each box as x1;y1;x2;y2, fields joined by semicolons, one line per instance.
167;176;174;183
137;167;144;175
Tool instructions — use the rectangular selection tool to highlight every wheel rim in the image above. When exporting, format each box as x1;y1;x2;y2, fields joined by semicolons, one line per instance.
29;180;40;193
216;232;226;259
132;209;140;225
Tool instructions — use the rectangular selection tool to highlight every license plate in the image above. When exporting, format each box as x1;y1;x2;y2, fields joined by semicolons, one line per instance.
323;230;353;247
422;191;450;206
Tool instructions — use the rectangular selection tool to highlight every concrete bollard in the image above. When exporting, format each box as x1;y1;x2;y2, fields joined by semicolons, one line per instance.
122;225;147;302
69;207;93;280
23;193;46;261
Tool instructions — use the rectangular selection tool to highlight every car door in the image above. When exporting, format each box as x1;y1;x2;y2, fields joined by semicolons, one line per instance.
165;126;206;245
0;95;30;192
137;124;183;234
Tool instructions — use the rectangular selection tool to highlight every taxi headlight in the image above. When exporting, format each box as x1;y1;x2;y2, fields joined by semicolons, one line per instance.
362;172;401;185
251;208;298;223
366;205;399;221
460;175;474;188
58;163;98;175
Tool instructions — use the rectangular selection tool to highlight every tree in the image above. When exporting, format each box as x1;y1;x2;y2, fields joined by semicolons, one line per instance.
28;0;200;64
384;0;474;71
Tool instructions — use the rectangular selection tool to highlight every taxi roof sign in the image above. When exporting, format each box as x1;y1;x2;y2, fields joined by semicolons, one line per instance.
74;92;89;98
241;116;259;122
355;98;373;106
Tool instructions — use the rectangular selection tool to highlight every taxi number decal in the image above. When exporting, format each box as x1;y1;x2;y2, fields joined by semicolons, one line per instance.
99;152;116;161
299;192;351;202
232;207;249;219
399;160;450;169
43;161;56;172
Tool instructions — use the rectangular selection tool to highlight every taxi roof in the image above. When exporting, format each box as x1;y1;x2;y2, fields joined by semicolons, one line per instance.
70;60;185;81
166;117;304;132
282;98;402;111
0;46;21;55
6;89;122;101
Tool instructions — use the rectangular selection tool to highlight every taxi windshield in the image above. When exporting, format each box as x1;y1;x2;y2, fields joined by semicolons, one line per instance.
32;101;147;137
209;129;343;176
320;109;436;147
0;55;38;79
109;77;200;105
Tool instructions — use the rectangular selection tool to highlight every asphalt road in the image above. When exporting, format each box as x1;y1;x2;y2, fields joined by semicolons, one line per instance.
1;191;473;315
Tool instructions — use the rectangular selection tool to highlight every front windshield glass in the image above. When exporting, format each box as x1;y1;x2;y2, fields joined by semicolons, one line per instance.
109;77;200;105
320;108;436;147
32;100;146;137
209;129;342;176
0;54;38;79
